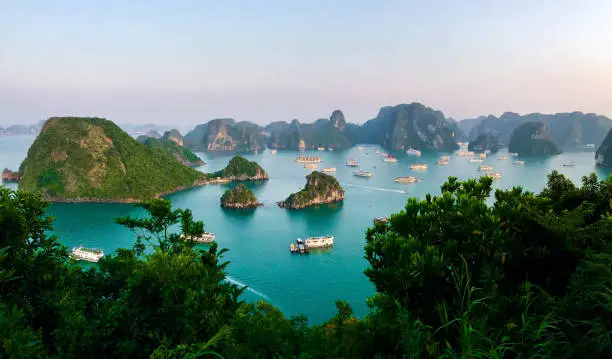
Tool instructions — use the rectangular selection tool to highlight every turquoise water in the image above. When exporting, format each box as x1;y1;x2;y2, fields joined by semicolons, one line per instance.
1;135;611;323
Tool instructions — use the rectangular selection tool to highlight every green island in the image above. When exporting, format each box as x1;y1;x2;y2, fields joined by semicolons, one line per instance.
2;171;610;358
468;132;502;153
18;117;267;202
220;183;262;209
278;171;344;209
141;136;204;167
508;122;561;156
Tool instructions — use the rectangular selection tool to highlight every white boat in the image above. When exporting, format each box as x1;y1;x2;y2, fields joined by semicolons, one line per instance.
328;147;334;151
346;159;359;167
439;155;450;161
437;160;449;165
357;146;364;151
70;247;104;263
181;232;215;243
409;164;428;170
457;150;475;157
270;149;277;154
317;147;325;151
469;158;484;163
513;160;525;165
295;156;321;163
509;152;519;156
584;144;595;149
304;163;318;169
479;165;493;172
486;172;502;179
304;235;334;248
406;148;422;156
498;156;508;160
322;167;337;173
383;155;398;163
395;176;420;183
354;170;373;177
561;162;575;167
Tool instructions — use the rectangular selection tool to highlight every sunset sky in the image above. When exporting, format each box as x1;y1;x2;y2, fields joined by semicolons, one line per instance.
1;0;611;126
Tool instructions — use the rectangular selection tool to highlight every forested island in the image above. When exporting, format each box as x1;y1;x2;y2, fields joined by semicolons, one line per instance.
508;122;561;156
2;170;610;358
278;171;344;209
220;183;262;209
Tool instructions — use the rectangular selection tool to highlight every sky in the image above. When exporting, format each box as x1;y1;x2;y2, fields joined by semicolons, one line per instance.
1;0;611;126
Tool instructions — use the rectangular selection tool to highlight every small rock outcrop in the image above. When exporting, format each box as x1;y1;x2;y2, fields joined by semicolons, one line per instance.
162;129;184;147
220;184;262;209
208;156;269;181
278;171;344;209
595;128;612;167
468;133;502;153
508;122;561;156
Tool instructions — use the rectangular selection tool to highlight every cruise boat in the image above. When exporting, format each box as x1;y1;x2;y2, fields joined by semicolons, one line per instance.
322;167;337;173
437;160;449;165
295;156;321;163
317;147;325;151
383;155;398;163
270;149;277;154
439;155;450;161
498;156;508;160
479;165;493;172
486;172;502;179
469;158;484;163
584;144;595;149
479;153;487;159
70;247;104;263
304;163;318;169
409;164;428;170
406;148;422;156
346;159;359;167
561;162;575;167
457;150;475;157
513;160;525;165
354;170;373;177
304;235;334;248
289;239;309;254
181;232;215;243
395;176;420;183
509;152;519;156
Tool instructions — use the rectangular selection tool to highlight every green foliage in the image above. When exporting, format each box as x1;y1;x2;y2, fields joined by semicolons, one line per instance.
210;155;267;179
508;122;561;155
220;184;259;207
143;137;203;166
281;171;343;207
19;117;204;200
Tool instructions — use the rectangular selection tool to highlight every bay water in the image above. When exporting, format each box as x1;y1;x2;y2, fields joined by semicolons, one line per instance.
1;135;610;323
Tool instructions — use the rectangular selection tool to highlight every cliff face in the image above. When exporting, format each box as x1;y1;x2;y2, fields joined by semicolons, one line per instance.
184;119;265;152
278;171;344;209
595;129;612;167
468;133;502;153
266;111;352;150
162;129;183;147
220;183;262;209
508;122;561;156
208;156;269;181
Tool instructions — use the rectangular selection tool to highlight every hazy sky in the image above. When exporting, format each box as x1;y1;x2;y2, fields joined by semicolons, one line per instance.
1;0;611;126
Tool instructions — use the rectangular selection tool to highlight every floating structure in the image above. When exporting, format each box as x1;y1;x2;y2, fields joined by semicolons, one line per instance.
469;158;484;163
346;159;359;167
354;170;373;177
479;165;493;172
561;162;575;167
498;156;508;160
437;160;449;165
290;235;334;254
180;232;215;243
509;152;519;156
513;160;525;165
1;168;19;183
439;155;450;161
479;153;487;159
409;164;428;170
584;144;595;149
289;239;309;254
374;217;389;224
328;147;334;151
457;150;475;157
395;176;420;183
304;163;318;169
70;247;104;263
296;156;321;163
383;154;398;163
322;167;337;173
486;172;503;179
406;148;422;156
317;147;325;151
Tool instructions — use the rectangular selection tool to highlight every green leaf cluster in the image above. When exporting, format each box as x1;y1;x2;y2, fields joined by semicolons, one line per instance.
220;184;258;207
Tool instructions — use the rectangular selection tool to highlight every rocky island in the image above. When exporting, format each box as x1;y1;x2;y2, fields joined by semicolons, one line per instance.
468;133;502;153
184;118;265;152
508;122;561;156
2;168;20;183
139;130;205;167
595;128;612;167
278;171;344;209
220;184;262;209
207;155;268;181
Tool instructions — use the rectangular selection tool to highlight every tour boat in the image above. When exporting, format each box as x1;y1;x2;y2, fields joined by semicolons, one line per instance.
322;167;336;173
457;150;475;157
439;155;450;161
328;147;334;151
317;147;325;151
479;153;487;159
406;148;422;156
498;156;508;160
295;156;321;163
469;158;484;163
346;159;359;167
486;172;502;179
513;160;525;165
561;162;575;167
70;247;104;263
437;160;449;165
270;149;277;154
374;217;389;224
354;170;373;177
289;239;309;254
409;164;428;170
584;144;595;149
395;176;420;183
304;163;318;169
304;235;334;248
509;152;519;156
181;232;215;243
383;154;398;163
479;165;493;172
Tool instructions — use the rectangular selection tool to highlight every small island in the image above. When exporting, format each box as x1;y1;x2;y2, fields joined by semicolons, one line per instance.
220;184;262;209
596;128;612;167
468;133;501;153
508;122;561;156
208;155;269;181
278;171;344;209
2;168;20;183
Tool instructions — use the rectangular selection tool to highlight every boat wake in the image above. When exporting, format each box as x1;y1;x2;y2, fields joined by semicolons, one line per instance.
343;183;408;194
225;275;270;300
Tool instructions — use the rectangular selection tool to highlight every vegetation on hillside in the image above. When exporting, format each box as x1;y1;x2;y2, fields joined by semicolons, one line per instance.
1;170;611;358
279;171;344;208
468;132;502;153
220;184;261;208
209;155;268;180
508;122;561;155
142;137;203;166
19;117;204;200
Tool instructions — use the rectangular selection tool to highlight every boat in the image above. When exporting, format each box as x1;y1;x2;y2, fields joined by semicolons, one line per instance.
479;153;487;159
357;146;364;151
328;147;334;151
439;155;450;161
354;170;373;177
270;149;277;154
375;150;381;155
457;150;475;157
409;164;428;170
486;172;502;179
479;165;493;172
437;160;449;165
509;152;519;156
469;158;484;163
305;235;334;248
406;148;422;156
395;176;420;183
304;163;318;169
295;156;321;163
70;247;104;263
498;156;508;160
181;232;215;243
322;167;336;173
383;154;398;163
317;147;325;151
584;144;595;149
289;239;309;254
561;162;575;167
374;217;389;224
346;159;359;167
513;160;525;165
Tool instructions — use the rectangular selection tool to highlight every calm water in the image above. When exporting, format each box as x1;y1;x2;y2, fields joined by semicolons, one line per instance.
1;135;611;323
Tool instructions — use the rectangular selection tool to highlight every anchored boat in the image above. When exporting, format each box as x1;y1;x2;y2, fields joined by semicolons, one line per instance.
486;172;502;179
304;163;318;169
498;156;508;160
180;232;215;243
479;165;493;172
289;235;334;254
322;167;337;173
406;148;422;156
395;176;420;183
383;154;398;163
513;160;525;165
354;170;373;177
469;158;484;163
409;164;428;170
70;247;104;263
437;160;449;165
295;156;321;163
346;159;359;167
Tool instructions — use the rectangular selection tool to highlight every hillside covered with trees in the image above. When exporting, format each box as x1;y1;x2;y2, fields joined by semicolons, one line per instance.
1;171;611;358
